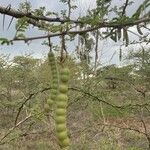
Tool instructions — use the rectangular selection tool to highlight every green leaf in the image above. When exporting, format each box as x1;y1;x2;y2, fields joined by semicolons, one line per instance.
0;38;12;45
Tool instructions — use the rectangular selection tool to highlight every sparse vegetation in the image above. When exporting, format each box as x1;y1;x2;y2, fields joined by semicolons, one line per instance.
0;0;150;149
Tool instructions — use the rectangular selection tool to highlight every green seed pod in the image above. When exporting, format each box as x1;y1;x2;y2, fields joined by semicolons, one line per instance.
51;83;58;89
51;89;58;95
52;78;59;84
59;84;68;93
52;80;59;86
48;52;54;57
44;104;50;113
56;124;66;132
57;101;67;108
55;67;70;148
47;51;60;123
47;99;53;106
57;131;68;141
57;94;68;102
52;70;58;77
60;75;70;83
51;65;57;72
49;59;55;65
55;116;66;124
61;138;70;147
51;94;57;100
49;59;54;63
60;68;70;76
48;52;56;64
56;108;66;116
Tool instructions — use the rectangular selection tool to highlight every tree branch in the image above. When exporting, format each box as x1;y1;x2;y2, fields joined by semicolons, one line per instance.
14;87;50;125
0;114;31;144
0;5;81;24
122;0;129;16
9;17;150;42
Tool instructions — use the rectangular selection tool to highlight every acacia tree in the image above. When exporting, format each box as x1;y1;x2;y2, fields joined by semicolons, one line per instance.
0;0;149;59
0;0;150;149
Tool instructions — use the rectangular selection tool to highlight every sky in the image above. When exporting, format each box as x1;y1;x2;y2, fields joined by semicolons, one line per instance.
0;0;149;66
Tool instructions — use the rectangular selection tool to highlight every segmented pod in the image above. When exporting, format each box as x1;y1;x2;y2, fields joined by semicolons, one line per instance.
55;116;66;124
59;84;68;93
51;89;58;94
56;108;66;115
47;52;70;148
57;94;68;102
51;83;58;89
61;138;70;147
47;99;53;106
45;51;59;112
55;67;70;148
60;68;70;76
57;131;68;141
56;124;67;132
51;94;57;100
57;101;67;108
60;75;70;83
44;103;51;113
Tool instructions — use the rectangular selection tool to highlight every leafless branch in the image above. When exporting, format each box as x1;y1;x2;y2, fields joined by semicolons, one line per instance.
14;87;50;125
122;0;129;16
0;114;31;144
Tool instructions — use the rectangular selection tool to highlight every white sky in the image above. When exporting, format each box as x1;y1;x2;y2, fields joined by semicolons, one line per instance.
0;0;149;65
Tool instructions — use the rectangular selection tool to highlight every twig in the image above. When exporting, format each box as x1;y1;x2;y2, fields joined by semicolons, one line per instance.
9;16;150;42
0;114;31;144
122;0;129;16
94;30;99;75
0;6;81;24
140;114;150;149
14;87;50;125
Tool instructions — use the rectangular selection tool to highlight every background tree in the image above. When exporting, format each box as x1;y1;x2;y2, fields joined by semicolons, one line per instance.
0;0;150;149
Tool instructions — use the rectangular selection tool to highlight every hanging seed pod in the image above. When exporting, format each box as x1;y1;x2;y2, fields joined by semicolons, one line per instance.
59;84;68;93
56;108;67;116
44;103;51;113
55;67;70;148
60;68;70;76
57;94;68;102
57;131;68;141
47;52;70;148
45;51;59;112
119;48;122;61
55;116;66;124
117;28;122;40
57;101;67;108
137;25;143;35
56;124;67;132
123;28;129;47
47;99;53;106
61;138;70;147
